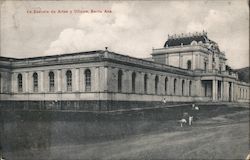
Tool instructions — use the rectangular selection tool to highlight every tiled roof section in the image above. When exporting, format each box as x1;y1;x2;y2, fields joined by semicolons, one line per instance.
164;32;209;47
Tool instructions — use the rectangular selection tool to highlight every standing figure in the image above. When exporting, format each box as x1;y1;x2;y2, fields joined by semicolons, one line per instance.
189;116;193;126
192;103;195;109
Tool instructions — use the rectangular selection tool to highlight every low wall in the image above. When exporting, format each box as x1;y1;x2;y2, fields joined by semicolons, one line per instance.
0;100;195;111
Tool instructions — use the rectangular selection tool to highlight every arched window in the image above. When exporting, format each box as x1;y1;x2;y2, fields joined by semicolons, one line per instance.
182;80;185;95
187;60;192;70
33;72;38;92
85;69;91;92
189;81;192;96
204;62;207;71
144;74;148;94
118;70;123;92
132;72;136;93
155;76;159;94
174;79;177;95
18;74;23;92
49;71;55;92
66;70;72;91
219;65;222;74
165;77;168;95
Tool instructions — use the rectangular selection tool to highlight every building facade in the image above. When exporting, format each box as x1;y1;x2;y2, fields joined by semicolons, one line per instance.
0;32;249;111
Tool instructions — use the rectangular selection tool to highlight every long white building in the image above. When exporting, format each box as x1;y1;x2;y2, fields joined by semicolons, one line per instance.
0;32;249;110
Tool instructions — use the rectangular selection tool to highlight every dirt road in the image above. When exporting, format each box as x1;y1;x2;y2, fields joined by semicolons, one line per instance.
4;109;249;160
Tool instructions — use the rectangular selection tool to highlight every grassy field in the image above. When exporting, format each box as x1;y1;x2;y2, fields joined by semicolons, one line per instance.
0;103;249;160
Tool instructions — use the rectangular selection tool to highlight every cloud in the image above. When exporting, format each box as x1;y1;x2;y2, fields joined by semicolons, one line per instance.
44;1;248;68
185;7;249;68
45;2;138;55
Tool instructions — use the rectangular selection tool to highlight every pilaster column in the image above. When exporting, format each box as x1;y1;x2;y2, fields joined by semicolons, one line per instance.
75;68;80;92
179;55;183;68
223;82;228;101
195;54;199;69
212;79;218;101
57;69;62;92
192;53;195;70
124;70;131;93
166;55;169;65
220;81;223;101
148;74;153;94
29;72;33;92
231;82;234;101
11;73;15;93
185;80;189;96
94;67;100;92
104;67;108;92
25;72;29;93
39;71;44;92
79;68;84;92
169;77;175;95
159;75;165;95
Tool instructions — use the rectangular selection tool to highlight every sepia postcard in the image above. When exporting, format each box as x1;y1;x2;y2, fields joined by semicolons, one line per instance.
0;0;249;160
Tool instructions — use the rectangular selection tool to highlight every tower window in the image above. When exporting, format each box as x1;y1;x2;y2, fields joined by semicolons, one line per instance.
187;60;192;70
219;65;222;73
204;62;207;71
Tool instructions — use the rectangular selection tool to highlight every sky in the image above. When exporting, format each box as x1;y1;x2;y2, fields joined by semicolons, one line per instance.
0;0;249;69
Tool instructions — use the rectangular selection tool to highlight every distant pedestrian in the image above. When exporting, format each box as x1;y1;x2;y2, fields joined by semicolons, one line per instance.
191;104;199;121
189;116;193;126
192;103;195;109
194;106;199;110
179;118;187;127
162;97;166;104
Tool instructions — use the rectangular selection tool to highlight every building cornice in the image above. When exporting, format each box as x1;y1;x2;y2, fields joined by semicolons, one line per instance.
152;45;211;55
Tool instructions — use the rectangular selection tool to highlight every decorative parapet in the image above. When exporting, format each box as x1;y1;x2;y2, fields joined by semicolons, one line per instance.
152;44;210;55
168;31;207;39
0;57;14;69
2;51;104;69
1;49;194;76
194;69;238;79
